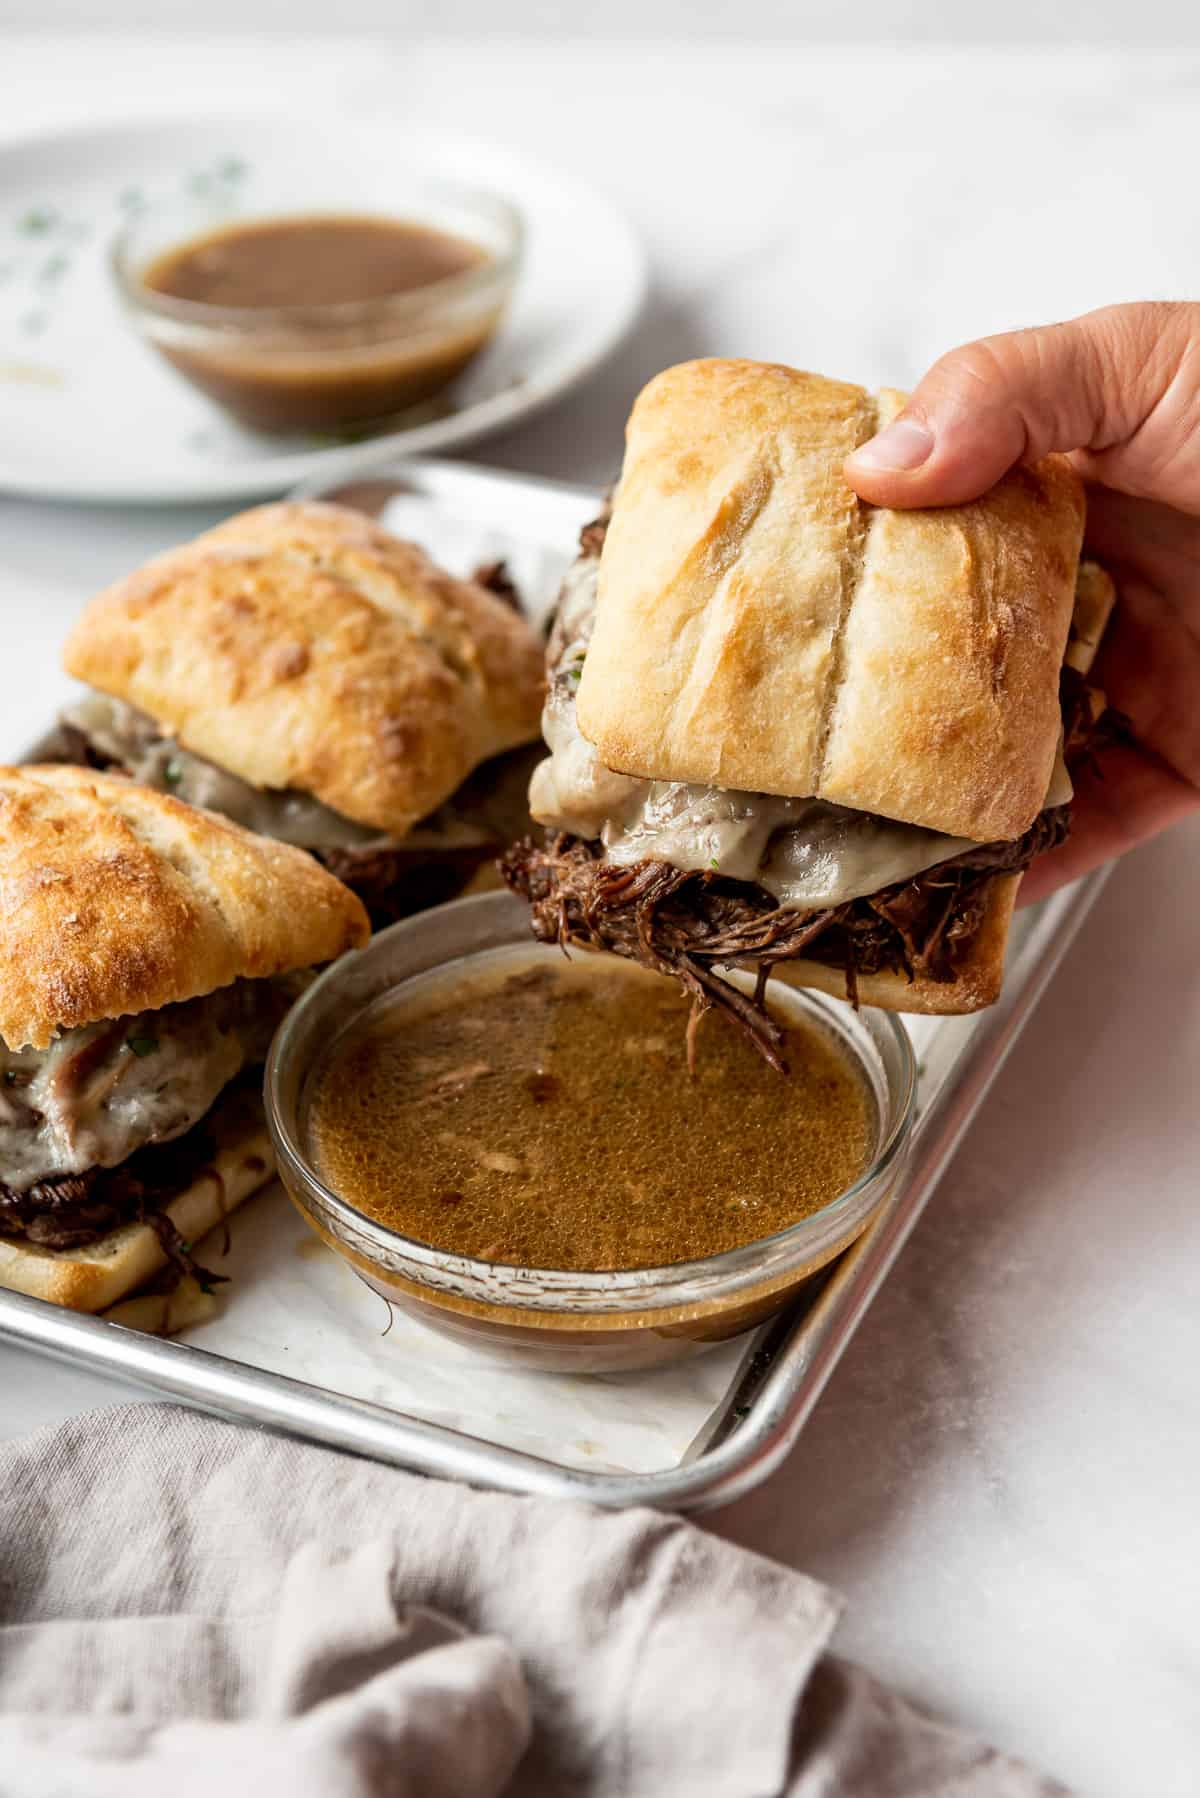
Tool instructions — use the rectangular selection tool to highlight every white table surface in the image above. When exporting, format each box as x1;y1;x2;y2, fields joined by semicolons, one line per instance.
2;36;1199;1798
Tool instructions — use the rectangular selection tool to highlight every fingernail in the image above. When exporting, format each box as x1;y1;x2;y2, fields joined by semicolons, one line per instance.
848;417;934;473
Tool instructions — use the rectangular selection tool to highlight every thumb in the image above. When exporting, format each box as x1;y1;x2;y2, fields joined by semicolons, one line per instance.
843;302;1198;509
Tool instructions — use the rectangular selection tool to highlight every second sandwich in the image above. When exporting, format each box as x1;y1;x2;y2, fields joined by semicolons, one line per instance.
59;501;546;925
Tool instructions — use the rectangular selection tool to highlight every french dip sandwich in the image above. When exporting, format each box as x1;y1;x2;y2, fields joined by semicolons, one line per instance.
59;502;546;925
505;359;1115;1065
0;765;368;1311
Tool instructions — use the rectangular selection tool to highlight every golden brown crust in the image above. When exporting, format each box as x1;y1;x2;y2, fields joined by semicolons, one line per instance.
576;360;1084;841
0;764;369;1050
0;1092;273;1313
578;360;875;799
63;501;546;838
821;390;1084;841
769;875;1019;1014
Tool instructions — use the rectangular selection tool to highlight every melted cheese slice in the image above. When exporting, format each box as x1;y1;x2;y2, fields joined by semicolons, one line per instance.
61;693;496;853
606;785;976;907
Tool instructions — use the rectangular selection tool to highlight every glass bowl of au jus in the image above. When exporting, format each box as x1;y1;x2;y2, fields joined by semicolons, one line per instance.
266;891;917;1373
111;174;522;435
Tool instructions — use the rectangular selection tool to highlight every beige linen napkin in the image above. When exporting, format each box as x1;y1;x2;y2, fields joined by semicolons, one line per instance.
0;1404;1069;1797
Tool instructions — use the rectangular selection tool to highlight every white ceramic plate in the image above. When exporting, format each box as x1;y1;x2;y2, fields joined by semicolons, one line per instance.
0;116;646;506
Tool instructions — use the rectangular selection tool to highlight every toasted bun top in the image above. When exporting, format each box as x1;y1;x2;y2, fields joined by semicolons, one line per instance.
576;360;1085;841
0;765;369;1050
63;502;546;838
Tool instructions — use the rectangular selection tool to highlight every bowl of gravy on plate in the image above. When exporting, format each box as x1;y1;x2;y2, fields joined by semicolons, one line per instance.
113;184;520;435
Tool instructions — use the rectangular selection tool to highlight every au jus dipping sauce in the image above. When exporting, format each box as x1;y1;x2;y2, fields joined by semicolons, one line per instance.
136;211;503;433
305;953;875;1272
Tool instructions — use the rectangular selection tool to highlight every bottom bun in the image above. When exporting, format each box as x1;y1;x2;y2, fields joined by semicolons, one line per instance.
0;1087;274;1313
763;874;1020;1015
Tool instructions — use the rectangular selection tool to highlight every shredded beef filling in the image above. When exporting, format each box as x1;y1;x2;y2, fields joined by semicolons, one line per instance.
317;839;497;926
0;1114;233;1285
1059;663;1132;766
55;720;110;772
471;559;522;610
315;742;547;923
502;807;1072;1070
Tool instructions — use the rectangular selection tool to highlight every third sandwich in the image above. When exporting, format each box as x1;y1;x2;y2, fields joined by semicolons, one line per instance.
59;501;546;925
0;765;368;1311
504;359;1116;1065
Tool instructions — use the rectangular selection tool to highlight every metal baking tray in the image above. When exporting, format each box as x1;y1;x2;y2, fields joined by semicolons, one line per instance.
0;456;1109;1514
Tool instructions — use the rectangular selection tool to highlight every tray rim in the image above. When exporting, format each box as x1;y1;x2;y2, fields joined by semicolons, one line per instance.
0;453;1112;1513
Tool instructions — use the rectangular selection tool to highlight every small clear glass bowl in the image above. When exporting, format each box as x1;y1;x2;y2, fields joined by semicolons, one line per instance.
265;892;917;1372
111;178;522;436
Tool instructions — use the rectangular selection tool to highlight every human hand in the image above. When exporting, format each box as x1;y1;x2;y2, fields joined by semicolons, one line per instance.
843;302;1200;901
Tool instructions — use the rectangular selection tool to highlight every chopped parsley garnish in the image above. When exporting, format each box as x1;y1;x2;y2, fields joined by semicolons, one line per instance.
18;207;56;236
709;857;720;871
126;1035;159;1058
162;758;183;787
